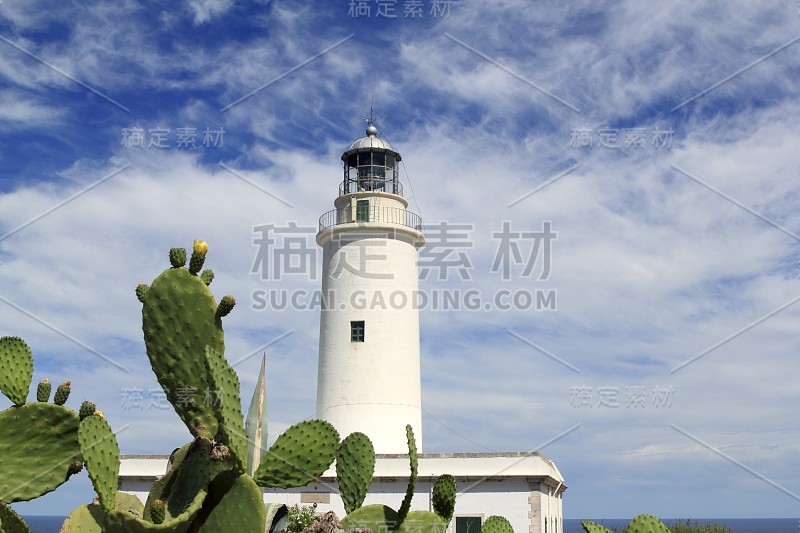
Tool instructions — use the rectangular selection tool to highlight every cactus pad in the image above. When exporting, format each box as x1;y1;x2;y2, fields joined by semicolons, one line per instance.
0;501;31;533
0;336;33;405
398;511;448;533
216;295;236;318
204;345;246;473
626;514;669;533
0;402;80;502
79;414;120;512
431;474;456;524
397;424;418;525
79;401;97;420
253;419;339;489
336;432;375;514
150;500;166;525
60;492;144;533
114;439;211;532
341;504;400;532
135;284;149;303
36;379;51;402
140;245;228;439
482;516;514;533
54;381;71;406
189;240;207;275
158;438;211;522
169;248;187;268
581;521;613;533
194;471;266;532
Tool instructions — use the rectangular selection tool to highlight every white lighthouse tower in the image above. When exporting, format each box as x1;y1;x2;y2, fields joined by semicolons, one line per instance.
315;118;424;454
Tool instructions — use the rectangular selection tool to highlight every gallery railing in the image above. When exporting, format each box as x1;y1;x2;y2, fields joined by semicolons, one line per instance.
319;205;423;232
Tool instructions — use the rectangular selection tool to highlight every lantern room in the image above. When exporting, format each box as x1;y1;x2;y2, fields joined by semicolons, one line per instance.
340;123;402;196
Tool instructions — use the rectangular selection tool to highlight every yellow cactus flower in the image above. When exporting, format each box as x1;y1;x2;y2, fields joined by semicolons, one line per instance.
95;410;105;419
193;240;208;255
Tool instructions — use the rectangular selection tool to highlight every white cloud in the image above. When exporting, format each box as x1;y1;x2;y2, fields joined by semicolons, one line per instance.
2;0;800;519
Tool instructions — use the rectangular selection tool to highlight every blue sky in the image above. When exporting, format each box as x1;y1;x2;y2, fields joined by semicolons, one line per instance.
0;0;799;521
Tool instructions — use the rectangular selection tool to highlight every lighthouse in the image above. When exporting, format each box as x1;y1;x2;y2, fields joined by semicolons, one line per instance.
120;117;567;533
315;119;424;454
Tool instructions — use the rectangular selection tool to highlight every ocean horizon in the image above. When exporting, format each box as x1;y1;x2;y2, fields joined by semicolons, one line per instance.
564;518;799;533
23;516;800;533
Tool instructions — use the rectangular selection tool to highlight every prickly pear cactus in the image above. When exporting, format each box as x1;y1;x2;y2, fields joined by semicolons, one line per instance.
340;504;401;532
431;474;456;524
79;414;120;512
189;240;207;275
0;402;80;502
169;247;186;268
107;438;212;532
626;514;669;533
336;432;375;514
204;346;246;474
54;381;71;406
137;241;234;439
36;378;51;402
253;420;339;489
150;500;166;525
398;510;448;533
0;501;31;533
194;471;266;532
60;492;144;533
397;424;418;525
0;336;33;405
482;515;514;533
79;401;97;420
581;520;613;533
216;295;235;318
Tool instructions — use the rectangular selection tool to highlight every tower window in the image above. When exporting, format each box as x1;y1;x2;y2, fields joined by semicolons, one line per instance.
350;320;365;342
356;200;370;221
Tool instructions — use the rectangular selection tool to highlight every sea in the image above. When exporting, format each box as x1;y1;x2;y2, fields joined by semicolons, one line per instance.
564;518;799;533
22;516;800;532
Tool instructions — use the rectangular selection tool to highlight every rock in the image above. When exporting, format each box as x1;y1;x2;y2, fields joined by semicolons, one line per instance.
302;511;351;533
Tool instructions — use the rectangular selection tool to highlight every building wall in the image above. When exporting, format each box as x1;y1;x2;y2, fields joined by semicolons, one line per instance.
119;454;566;533
120;476;562;533
316;223;423;454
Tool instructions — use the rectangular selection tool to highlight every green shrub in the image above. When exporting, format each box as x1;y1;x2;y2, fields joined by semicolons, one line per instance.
286;504;321;533
669;518;732;533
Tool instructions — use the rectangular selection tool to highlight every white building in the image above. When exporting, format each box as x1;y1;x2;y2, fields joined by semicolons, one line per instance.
120;121;566;533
